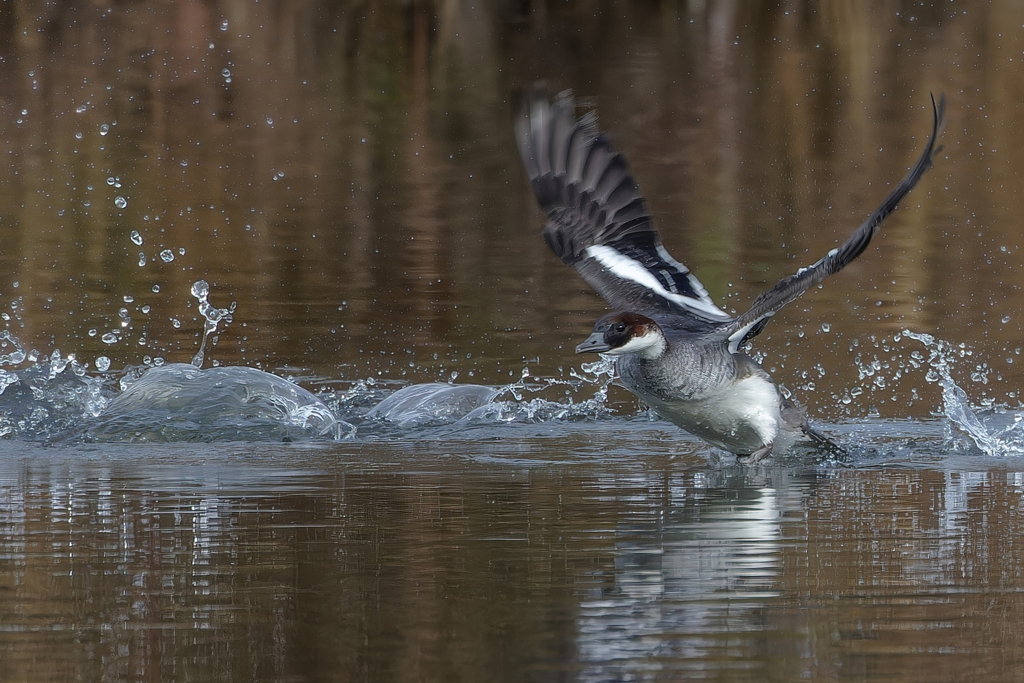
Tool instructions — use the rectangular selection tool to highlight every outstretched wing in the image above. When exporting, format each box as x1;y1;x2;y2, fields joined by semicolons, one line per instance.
723;94;947;354
514;85;731;323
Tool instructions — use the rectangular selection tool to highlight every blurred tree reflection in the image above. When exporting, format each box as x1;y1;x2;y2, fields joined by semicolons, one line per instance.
0;0;1016;410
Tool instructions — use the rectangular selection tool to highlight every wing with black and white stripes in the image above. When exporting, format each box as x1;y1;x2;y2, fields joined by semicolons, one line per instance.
514;85;731;323
514;85;945;349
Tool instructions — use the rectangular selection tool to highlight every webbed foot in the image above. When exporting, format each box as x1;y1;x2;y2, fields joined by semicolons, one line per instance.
802;423;848;459
736;442;773;465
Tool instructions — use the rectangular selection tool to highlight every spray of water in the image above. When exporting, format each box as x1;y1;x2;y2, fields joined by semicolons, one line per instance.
190;280;237;369
904;330;1024;456
0;329;26;397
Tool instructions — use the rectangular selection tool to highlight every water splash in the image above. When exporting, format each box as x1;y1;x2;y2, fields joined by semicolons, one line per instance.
361;359;619;430
904;330;1024;456
0;329;26;367
484;358;618;422
0;303;345;443
365;383;498;427
87;363;351;442
190;280;236;368
0;330;27;398
0;340;113;438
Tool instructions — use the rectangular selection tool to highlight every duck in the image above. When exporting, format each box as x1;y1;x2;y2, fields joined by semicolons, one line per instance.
514;85;945;463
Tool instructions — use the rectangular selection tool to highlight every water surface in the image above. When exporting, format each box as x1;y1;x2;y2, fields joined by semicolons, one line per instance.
2;0;1024;680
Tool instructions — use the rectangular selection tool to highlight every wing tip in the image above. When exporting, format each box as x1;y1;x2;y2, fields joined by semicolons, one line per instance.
724;91;947;348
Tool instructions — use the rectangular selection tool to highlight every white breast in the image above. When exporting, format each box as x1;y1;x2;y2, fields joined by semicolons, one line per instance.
639;373;783;455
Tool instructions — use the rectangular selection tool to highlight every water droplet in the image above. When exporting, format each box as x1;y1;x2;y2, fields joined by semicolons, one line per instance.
220;19;229;31
99;123;109;136
138;253;146;267
180;159;188;167
821;323;831;332
88;328;97;337
1002;315;1011;324
178;247;186;256
141;305;150;314
151;284;160;293
101;332;119;344
114;196;127;209
170;318;181;328
75;131;83;140
189;281;236;368
266;116;274;126
95;356;111;372
106;176;116;186
123;295;134;303
221;68;231;78
160;249;174;262
130;230;143;245
76;104;87;114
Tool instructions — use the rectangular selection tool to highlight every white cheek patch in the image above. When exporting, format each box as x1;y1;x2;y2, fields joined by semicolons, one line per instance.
585;245;730;321
604;330;666;359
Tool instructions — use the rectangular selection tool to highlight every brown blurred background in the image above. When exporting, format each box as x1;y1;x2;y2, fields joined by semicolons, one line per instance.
0;0;1020;418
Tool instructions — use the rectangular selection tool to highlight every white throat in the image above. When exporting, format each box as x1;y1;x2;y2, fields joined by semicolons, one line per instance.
606;330;666;360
